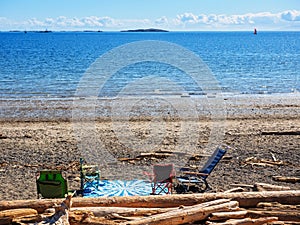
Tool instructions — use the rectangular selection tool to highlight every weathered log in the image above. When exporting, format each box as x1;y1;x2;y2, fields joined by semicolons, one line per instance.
273;176;300;183
0;199;62;213
243;157;287;167
106;213;143;221
261;131;300;135
260;159;286;166
256;202;299;209
254;183;291;192
138;153;174;158
69;211;118;225
267;222;285;225
71;200;230;218
0;208;38;219
270;222;300;225
206;217;278;225
35;195;72;225
67;190;300;209
123;200;239;225
1;191;300;212
72;207;174;217
247;210;300;222
12;214;43;224
230;184;254;188
209;210;248;221
224;187;245;193
0;217;12;225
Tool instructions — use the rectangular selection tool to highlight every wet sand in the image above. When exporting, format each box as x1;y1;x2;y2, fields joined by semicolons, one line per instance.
1;94;300;200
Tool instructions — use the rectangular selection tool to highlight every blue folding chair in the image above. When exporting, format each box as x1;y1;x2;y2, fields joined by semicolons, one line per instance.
175;145;228;193
80;158;101;196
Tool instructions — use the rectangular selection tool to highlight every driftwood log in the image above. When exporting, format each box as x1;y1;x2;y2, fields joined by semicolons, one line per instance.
1;190;300;213
0;208;38;219
71;206;174;217
253;183;291;191
35;194;72;225
247;210;300;222
209;210;248;221
206;217;278;225
122;199;239;225
256;201;300;209
273;176;300;183
2;191;300;225
0;208;38;225
69;211;118;225
224;187;245;193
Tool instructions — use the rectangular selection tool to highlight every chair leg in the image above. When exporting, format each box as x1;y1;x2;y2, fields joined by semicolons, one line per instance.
152;182;173;195
168;182;172;194
151;182;156;195
203;179;210;191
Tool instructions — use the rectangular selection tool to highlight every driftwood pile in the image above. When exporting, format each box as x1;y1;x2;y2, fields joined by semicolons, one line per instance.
1;189;300;225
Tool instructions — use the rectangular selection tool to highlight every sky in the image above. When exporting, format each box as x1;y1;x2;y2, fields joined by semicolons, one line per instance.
0;0;300;31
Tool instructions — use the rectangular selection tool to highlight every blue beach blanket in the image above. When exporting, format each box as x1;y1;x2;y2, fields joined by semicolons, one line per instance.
83;179;153;197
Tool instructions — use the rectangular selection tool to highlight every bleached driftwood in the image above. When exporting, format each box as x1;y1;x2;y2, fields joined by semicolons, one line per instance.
71;206;173;217
247;210;300;222
224;187;245;193
123;200;239;225
69;211;118;225
230;184;254;188
1;190;300;212
0;208;38;219
35;195;72;225
256;201;299;209
243;157;287;167
206;217;278;225
208;210;248;221
269;222;300;225
254;183;291;192
273;176;300;183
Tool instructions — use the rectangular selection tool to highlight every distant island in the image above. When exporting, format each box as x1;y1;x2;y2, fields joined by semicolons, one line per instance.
83;30;103;33
121;28;169;32
5;29;168;33
36;30;52;33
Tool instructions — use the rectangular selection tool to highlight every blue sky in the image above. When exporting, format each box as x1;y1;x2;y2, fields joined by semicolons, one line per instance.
0;0;300;31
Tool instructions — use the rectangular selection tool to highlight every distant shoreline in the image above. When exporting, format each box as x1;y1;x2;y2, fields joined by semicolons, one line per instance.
121;28;169;32
3;28;169;33
2;30;300;33
1;93;299;122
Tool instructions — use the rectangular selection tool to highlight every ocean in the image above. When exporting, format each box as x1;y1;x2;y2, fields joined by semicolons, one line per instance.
0;31;299;99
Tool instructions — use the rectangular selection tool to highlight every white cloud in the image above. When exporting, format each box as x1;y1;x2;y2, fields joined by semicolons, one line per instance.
281;10;300;21
173;10;300;30
0;10;299;31
155;16;168;25
176;13;199;24
27;18;45;27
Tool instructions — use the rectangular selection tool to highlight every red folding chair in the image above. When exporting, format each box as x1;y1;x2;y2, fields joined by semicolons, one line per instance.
144;164;175;195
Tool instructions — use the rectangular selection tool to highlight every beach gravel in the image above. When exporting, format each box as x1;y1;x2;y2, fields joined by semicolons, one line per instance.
0;94;300;200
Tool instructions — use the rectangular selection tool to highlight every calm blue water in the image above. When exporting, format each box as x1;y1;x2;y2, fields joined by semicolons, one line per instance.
0;31;299;98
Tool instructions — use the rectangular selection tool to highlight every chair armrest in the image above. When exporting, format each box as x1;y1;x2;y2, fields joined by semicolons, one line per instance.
143;171;155;181
37;180;61;186
181;171;209;176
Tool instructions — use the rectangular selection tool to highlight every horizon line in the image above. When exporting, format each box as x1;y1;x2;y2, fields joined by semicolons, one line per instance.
1;29;300;32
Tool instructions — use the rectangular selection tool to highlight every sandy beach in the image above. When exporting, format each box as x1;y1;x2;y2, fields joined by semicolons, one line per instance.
1;94;300;200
